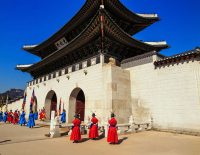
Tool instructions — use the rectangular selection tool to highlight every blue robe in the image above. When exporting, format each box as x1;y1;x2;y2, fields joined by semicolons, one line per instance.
34;112;38;120
27;113;35;128
0;112;3;122
3;112;8;123
19;112;26;125
61;111;66;123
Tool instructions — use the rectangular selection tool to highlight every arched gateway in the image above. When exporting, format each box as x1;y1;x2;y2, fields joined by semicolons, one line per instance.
68;88;85;123
45;90;57;120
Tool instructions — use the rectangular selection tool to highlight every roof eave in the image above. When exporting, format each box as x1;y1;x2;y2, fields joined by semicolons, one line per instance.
22;0;160;54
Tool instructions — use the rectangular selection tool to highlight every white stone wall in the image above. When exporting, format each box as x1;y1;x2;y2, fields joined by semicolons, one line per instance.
127;56;200;133
6;54;200;133
6;62;132;125
25;63;105;123
3;98;24;112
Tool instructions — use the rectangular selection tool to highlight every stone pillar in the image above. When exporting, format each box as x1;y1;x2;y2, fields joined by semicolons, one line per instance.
147;117;153;130
103;117;109;137
128;115;136;133
50;111;61;138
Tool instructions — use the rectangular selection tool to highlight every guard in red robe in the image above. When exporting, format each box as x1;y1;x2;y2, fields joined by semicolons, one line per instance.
42;110;46;120
8;110;13;123
7;111;11;123
89;113;99;139
12;110;19;124
70;114;81;143
107;113;118;144
39;109;42;120
39;109;45;121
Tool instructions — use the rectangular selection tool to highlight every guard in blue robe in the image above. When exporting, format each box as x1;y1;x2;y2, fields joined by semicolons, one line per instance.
34;111;38;120
3;111;8;123
27;111;35;128
61;110;66;123
0;110;3;122
19;111;26;126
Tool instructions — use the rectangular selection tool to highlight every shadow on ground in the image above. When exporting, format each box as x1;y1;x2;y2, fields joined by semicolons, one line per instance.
118;137;128;144
0;140;11;144
79;138;90;143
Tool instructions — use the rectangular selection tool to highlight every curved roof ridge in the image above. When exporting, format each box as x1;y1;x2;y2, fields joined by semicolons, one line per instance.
23;0;95;53
103;9;168;50
137;13;158;18
22;11;101;72
113;0;159;21
23;0;159;56
154;47;200;66
144;41;168;46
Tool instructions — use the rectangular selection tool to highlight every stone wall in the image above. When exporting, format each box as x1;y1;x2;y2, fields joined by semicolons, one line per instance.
102;64;132;123
3;98;24;112
6;53;200;134
25;63;105;123
6;58;131;125
125;55;200;133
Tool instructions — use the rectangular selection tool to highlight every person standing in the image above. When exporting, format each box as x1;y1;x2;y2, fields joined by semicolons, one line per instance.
13;110;19;124
70;114;81;143
40;108;46;121
89;113;99;140
3;111;8;123
19;110;26;126
27;111;35;128
61;110;66;123
8;110;13;123
34;111;38;120
17;111;21;120
0;110;3;122
107;113;118;144
7;110;10;123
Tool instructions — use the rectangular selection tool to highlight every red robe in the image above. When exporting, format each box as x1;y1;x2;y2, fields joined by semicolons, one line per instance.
89;117;99;139
107;117;118;143
39;111;46;120
70;118;81;141
39;111;43;120
7;112;10;122
8;112;13;123
12;112;19;124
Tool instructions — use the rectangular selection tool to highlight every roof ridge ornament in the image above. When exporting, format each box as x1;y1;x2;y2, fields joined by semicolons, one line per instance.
100;5;104;9
137;13;158;18
23;45;38;49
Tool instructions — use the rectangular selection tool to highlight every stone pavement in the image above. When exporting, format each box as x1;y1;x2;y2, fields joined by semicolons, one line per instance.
0;122;50;145
0;122;200;155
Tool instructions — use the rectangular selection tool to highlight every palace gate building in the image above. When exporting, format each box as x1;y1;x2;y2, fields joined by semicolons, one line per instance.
12;0;200;134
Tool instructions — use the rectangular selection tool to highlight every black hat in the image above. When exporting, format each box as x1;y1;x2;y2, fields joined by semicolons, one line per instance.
92;113;96;117
74;114;79;118
111;113;115;117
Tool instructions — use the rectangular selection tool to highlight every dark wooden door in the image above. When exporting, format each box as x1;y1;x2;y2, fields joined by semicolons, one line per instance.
51;101;57;112
76;100;85;121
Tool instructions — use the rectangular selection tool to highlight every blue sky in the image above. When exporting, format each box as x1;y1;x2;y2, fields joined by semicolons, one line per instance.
0;0;199;93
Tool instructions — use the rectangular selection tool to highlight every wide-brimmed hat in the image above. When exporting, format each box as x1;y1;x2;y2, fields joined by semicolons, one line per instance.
111;113;115;117
92;113;96;117
74;114;79;118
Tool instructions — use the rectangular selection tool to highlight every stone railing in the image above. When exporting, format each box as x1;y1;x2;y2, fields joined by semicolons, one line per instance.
60;115;153;137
